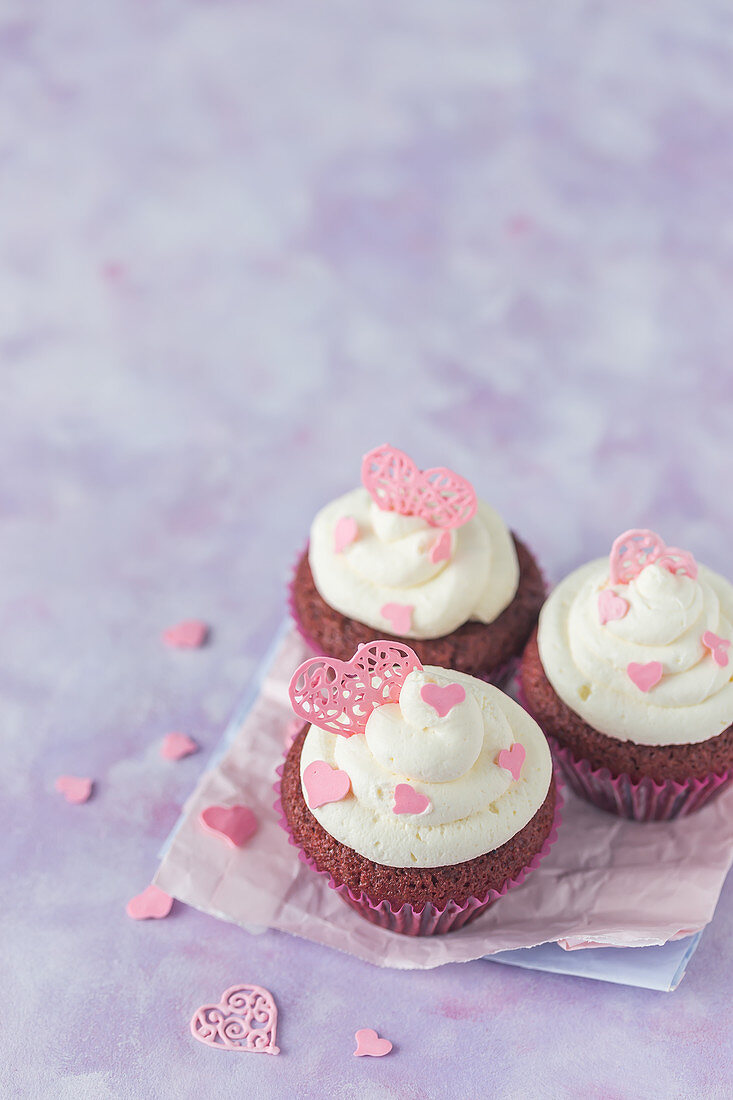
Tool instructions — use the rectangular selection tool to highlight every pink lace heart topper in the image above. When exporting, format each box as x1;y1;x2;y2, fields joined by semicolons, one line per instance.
608;529;698;586
361;444;477;529
190;984;279;1055
289;640;423;737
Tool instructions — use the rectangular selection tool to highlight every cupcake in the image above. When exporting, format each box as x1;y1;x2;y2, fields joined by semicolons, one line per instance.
276;639;558;935
521;528;733;820
290;443;545;683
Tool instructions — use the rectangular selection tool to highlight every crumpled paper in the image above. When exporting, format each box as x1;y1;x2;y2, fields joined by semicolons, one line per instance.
155;627;733;970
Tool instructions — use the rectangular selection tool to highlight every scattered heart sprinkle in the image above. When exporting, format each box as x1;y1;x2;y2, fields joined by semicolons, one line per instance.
161;732;198;761
163;620;209;648
354;1028;393;1058
303;761;351;809
392;783;430;816
496;742;526;782
126;884;173;921
420;682;466;718
199;804;258;848
55;776;93;804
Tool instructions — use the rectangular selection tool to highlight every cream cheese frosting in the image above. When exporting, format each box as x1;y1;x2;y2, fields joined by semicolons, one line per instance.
538;556;733;746
308;488;520;639
299;665;552;868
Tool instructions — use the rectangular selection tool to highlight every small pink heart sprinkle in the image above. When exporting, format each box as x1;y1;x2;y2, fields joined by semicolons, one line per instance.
160;732;198;761
303;761;351;808
598;589;629;626
199;805;258;848
420;682;466;718
627;661;664;692
354;1028;393;1058
55;776;93;804
381;602;413;635
334;515;359;553
126;884;173;921
163;620;208;648
496;743;525;782
428;530;452;564
702;630;731;668
393;783;431;816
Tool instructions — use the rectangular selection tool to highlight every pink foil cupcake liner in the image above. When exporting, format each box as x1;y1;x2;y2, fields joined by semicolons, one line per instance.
288;543;541;690
516;684;733;821
547;736;732;822
273;764;563;936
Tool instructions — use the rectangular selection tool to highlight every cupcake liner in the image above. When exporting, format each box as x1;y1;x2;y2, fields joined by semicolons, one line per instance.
288;542;541;688
516;684;733;821
273;765;563;936
547;735;733;822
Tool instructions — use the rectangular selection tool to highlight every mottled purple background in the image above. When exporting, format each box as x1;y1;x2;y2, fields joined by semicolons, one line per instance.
3;2;733;1097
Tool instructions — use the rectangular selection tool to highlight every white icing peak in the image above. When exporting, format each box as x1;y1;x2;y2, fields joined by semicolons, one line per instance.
308;488;520;639
538;553;733;746
299;666;553;868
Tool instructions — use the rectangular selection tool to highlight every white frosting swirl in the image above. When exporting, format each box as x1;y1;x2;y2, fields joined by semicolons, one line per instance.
300;666;552;868
538;558;733;745
308;488;520;639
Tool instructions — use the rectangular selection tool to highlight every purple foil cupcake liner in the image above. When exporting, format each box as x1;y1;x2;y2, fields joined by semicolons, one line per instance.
547;736;733;822
288;543;540;689
516;682;733;821
273;764;563;936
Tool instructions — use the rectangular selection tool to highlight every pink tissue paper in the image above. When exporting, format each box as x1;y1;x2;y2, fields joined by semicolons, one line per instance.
155;628;733;969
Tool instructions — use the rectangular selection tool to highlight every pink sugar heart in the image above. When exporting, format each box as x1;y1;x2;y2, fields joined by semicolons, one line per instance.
392;783;431;816
163;619;208;648
199;805;258;848
354;1028;393;1058
160;732;198;761
190;984;279;1055
627;661;664;693
702;630;731;668
55;776;93;804
126;883;173;921
428;530;452;564
598;588;629;626
496;742;526;782
303;761;351;808
334;515;359;553
420;682;466;718
381;602;413;635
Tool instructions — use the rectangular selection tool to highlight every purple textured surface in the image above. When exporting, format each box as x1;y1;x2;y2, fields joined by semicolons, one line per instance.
3;2;733;1097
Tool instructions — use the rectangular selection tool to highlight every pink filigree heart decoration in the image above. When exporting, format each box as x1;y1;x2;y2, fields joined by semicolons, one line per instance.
289;640;423;737
190;984;279;1055
361;444;477;529
608;529;698;586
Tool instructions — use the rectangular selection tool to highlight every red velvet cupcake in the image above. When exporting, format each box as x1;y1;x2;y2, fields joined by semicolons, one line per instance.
290;444;545;683
276;639;559;935
521;529;733;820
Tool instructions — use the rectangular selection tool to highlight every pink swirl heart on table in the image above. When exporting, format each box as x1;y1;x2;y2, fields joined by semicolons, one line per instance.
334;515;359;553
362;444;477;529
354;1028;393;1058
598;589;629;625
428;530;452;564
303;761;351;808
381;602;413;634
609;530;697;586
289;640;422;737
126;884;173;921
701;631;731;668
627;661;664;693
393;783;431;815
160;732;198;760
163;619;209;648
199;805;258;848
55;776;93;804
190;984;279;1055
420;682;466;717
496;743;526;782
